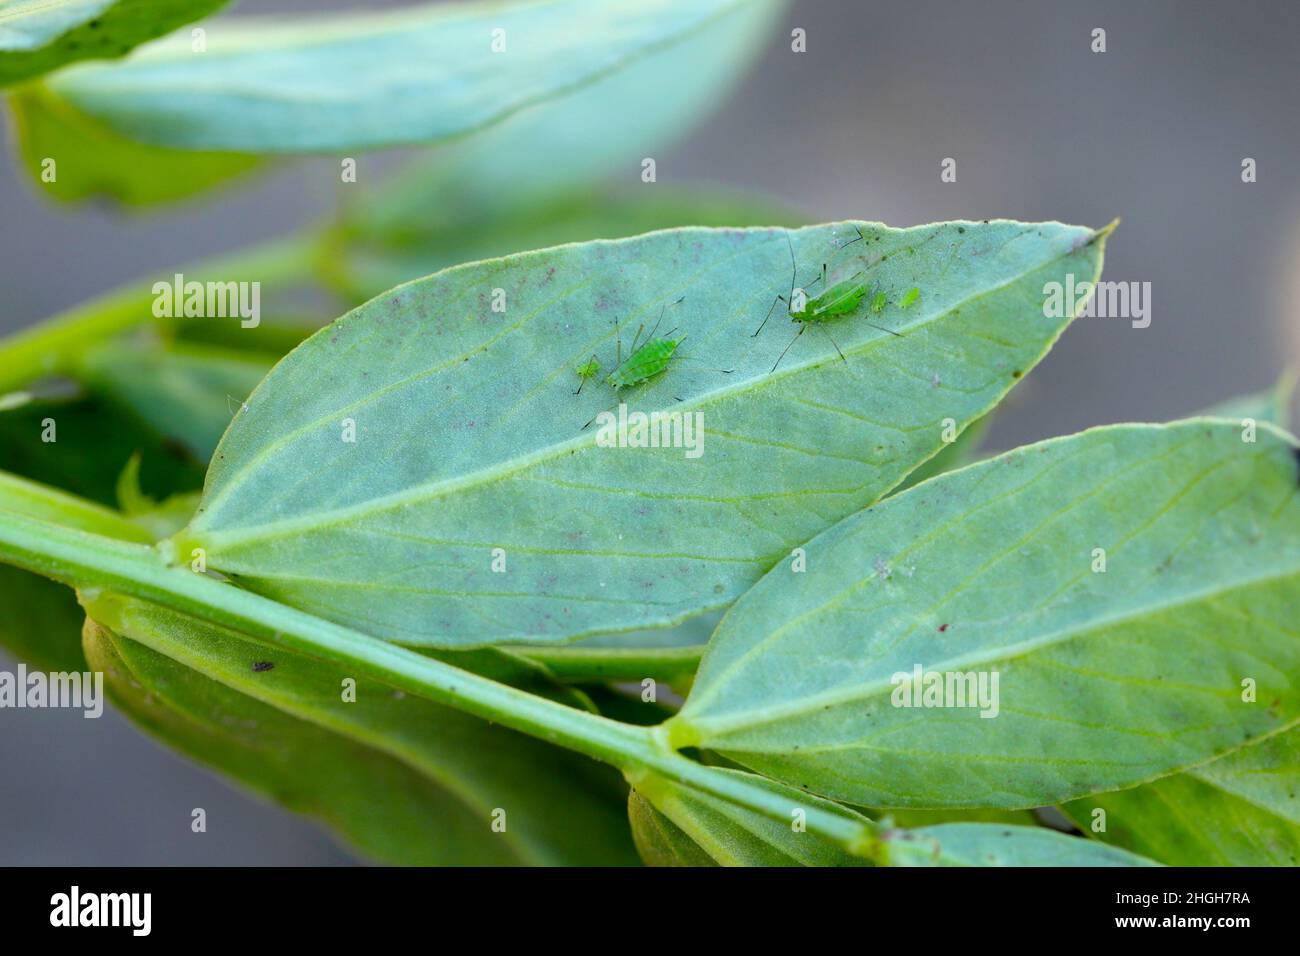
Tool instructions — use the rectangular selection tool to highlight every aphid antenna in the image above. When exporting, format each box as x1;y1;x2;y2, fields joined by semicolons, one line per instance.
753;228;798;338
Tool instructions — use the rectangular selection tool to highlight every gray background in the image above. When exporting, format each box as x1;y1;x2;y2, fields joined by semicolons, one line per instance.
1;0;1297;864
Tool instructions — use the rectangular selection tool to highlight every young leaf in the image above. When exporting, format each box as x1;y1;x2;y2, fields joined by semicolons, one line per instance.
1060;728;1300;866
666;420;1300;808
39;0;771;153
0;0;229;87
177;220;1107;647
83;592;639;866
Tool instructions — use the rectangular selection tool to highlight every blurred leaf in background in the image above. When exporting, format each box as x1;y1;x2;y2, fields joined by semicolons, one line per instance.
0;0;229;87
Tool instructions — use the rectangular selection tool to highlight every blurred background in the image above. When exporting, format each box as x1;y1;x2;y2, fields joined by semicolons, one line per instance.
1;0;1297;863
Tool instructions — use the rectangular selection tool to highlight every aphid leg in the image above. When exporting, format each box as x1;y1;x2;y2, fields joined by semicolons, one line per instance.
817;325;847;363
574;354;597;395
627;323;646;357
837;225;866;248
771;324;806;374
752;293;789;337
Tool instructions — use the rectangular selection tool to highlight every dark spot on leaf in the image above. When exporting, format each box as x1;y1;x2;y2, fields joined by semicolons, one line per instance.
938;624;949;632
252;661;274;672
957;226;966;234
1012;370;1022;378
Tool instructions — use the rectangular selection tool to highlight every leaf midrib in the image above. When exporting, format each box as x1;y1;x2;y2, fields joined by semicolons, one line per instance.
683;561;1300;742
190;224;1092;552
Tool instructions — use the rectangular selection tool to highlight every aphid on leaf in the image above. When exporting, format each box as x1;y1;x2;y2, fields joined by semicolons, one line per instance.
753;228;901;373
900;287;921;309
573;355;600;395
581;297;731;430
871;290;888;313
605;302;686;391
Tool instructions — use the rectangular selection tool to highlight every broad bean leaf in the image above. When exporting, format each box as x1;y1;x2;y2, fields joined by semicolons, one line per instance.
1051;379;1300;866
668;420;1300;808
348;0;783;235
82;591;639;866
0;0;228;87
1061;728;1300;866
177;219;1107;647
9;84;260;205
41;0;772;153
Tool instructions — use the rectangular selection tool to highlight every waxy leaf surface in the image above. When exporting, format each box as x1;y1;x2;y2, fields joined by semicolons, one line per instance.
180;219;1106;647
42;0;771;153
670;421;1300;808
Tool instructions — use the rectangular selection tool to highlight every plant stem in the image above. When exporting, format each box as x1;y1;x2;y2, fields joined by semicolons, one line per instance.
0;234;319;393
0;507;882;860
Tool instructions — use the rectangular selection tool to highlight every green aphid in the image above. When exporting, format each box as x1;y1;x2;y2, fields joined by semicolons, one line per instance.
900;287;920;309
753;228;901;373
599;296;690;391
871;290;888;313
573;355;600;395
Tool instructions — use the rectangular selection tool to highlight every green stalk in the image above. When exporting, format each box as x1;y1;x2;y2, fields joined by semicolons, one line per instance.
0;234;319;393
0;505;882;861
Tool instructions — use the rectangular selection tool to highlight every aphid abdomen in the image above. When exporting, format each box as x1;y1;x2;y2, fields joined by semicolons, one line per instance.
607;338;680;389
803;280;867;322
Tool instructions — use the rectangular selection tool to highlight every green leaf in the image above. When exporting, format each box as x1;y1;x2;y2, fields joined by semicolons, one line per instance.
9;84;260;205
40;0;773;153
667;420;1300;808
76;341;274;460
177;219;1106;647
1061;729;1300;866
884;822;1159;867
628;767;871;866
83;591;640;865
0;0;228;87
347;0;784;234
